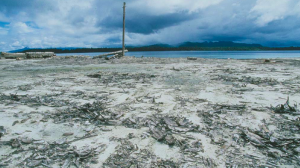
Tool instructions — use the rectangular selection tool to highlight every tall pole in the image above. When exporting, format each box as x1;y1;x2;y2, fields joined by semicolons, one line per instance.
122;2;126;56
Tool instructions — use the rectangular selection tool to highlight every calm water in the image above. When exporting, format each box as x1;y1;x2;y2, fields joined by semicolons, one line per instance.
56;51;300;59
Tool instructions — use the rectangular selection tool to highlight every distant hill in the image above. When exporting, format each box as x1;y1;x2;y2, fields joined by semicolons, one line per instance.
127;43;173;49
126;41;266;51
142;44;173;48
8;41;300;53
178;41;263;48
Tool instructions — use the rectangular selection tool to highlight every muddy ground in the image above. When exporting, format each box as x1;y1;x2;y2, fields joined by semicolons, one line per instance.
0;56;300;168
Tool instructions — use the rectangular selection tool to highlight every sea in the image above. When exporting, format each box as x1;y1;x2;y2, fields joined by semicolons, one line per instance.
56;51;300;59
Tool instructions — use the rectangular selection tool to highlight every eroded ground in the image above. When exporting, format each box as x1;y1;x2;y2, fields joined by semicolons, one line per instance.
0;56;300;167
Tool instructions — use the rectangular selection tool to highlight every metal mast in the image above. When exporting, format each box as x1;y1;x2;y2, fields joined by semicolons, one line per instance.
122;2;126;56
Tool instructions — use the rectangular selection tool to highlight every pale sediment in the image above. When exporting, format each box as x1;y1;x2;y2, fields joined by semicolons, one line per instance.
0;56;300;167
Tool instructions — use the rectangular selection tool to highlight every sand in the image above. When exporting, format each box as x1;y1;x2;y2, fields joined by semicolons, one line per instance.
0;56;300;167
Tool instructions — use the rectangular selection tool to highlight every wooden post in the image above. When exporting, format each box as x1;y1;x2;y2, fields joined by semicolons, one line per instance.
122;2;126;56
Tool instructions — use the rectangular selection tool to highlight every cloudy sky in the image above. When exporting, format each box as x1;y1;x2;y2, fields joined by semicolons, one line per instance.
0;0;300;51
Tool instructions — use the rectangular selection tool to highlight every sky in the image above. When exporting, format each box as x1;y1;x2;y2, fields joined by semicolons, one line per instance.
0;0;300;51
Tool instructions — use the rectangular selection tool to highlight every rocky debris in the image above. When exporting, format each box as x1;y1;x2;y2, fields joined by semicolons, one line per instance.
62;132;74;136
17;84;33;91
0;126;6;139
171;66;180;71
52;101;115;125
197;101;299;167
48;98;124;126
123;114;199;135
0;93;71;107
86;71;156;91
197;101;300;166
103;139;139;167
122;117;144;129
272;97;300;115
149;125;166;141
213;75;279;86
20;136;33;144
122;114;205;156
103;138;179;168
12;120;19;126
165;134;176;145
237;127;300;165
0;135;107;167
187;57;197;60
87;71;156;84
214;104;246;111
87;73;102;78
2;57;300;167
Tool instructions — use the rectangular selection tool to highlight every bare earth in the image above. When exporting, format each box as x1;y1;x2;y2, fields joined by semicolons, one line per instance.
0;56;300;167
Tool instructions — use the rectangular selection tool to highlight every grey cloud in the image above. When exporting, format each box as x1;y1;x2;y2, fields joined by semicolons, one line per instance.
0;0;55;19
100;11;196;34
1;0;300;51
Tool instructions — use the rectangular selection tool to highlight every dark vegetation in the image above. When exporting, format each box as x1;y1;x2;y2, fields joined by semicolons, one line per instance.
10;41;300;53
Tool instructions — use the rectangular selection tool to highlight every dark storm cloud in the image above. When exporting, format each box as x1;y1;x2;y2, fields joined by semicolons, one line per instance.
1;0;300;51
253;16;300;34
201;34;247;42
100;12;196;34
105;36;121;43
0;0;55;18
